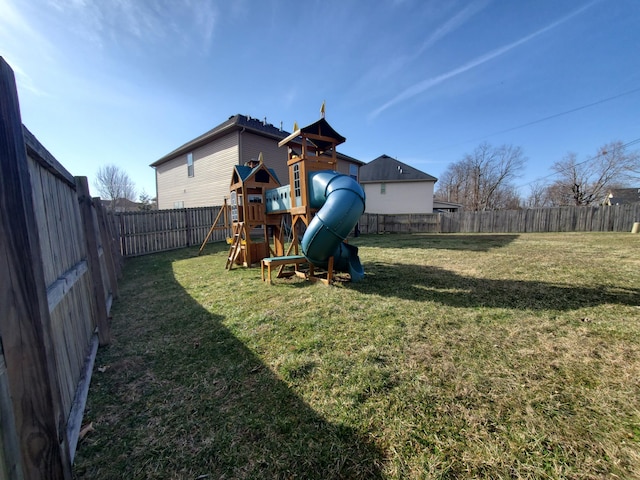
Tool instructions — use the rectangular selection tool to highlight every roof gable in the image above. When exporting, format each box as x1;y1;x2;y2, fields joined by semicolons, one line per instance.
278;117;346;150
232;163;281;187
359;154;437;183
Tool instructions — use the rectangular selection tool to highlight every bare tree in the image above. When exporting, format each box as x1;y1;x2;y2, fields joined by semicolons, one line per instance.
548;141;639;206
525;181;553;208
94;164;137;211
435;142;526;210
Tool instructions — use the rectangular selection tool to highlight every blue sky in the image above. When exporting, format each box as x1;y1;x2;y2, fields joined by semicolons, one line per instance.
2;0;639;200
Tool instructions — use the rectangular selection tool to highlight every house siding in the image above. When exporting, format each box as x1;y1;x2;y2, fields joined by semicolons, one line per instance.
240;132;288;185
336;158;357;177
156;132;239;209
363;181;434;214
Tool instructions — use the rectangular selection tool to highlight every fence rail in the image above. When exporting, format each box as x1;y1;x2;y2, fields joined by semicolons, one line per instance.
1;58;121;479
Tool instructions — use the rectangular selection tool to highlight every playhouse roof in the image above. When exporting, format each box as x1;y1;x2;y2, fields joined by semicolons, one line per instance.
233;163;282;186
359;154;437;183
278;117;346;150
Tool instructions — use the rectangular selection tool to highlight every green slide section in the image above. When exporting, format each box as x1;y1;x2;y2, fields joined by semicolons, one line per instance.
301;170;366;281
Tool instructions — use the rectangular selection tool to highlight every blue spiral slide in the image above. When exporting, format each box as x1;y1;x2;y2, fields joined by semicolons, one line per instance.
301;171;366;281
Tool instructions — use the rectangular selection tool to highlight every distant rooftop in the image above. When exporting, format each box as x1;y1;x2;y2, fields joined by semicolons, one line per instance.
606;187;640;205
359;154;437;183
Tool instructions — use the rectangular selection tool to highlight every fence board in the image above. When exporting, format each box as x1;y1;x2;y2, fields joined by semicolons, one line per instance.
76;177;111;346
0;342;22;479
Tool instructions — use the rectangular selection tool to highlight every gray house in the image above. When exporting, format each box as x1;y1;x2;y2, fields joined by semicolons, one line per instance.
359;154;438;214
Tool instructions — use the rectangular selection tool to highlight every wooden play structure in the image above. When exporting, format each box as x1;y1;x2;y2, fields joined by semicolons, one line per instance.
224;155;285;269
217;113;366;285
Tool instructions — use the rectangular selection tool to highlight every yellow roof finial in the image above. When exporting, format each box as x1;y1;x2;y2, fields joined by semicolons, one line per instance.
258;152;264;164
320;100;326;118
293;121;299;131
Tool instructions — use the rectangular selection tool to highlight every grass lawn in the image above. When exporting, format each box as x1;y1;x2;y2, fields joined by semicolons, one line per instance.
73;232;640;479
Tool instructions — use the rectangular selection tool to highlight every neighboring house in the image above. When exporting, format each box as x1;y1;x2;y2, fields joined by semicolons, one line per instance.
433;200;462;213
359;154;438;214
151;114;365;209
100;198;145;212
604;188;640;205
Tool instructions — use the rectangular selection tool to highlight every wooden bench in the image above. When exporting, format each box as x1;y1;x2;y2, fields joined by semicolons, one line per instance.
261;255;308;284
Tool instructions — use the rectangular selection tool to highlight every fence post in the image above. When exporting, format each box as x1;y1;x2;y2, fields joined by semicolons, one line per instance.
0;56;71;479
93;198;119;302
185;208;191;247
76;177;111;346
119;213;127;257
104;210;123;277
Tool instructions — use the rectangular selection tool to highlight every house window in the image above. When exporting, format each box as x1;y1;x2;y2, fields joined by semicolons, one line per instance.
381;183;386;194
187;152;194;177
349;164;358;181
173;201;184;209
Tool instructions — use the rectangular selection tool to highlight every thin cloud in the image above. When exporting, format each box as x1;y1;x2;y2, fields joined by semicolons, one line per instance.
359;2;488;88
46;0;217;54
369;1;598;120
0;0;56;95
417;1;490;56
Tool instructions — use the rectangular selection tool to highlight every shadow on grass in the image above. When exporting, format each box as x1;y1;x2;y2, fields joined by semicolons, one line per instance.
357;233;520;252
352;261;640;311
74;249;383;479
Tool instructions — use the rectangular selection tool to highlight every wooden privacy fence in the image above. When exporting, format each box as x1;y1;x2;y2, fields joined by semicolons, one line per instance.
1;58;121;479
115;205;229;257
110;204;640;260
358;213;441;234
438;204;640;233
357;205;640;235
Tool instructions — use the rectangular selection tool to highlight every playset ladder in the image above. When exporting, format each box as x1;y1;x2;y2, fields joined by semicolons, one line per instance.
225;222;245;270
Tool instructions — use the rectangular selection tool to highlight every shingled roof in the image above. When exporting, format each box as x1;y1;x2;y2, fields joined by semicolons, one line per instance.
606;187;640;205
359;154;437;183
278;117;346;150
151;114;364;167
151;114;290;167
233;163;282;186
